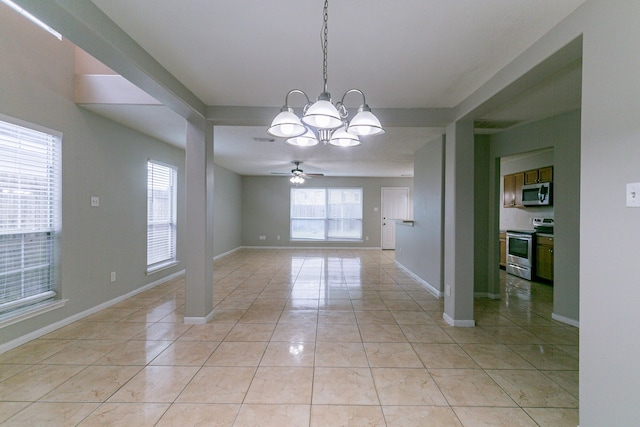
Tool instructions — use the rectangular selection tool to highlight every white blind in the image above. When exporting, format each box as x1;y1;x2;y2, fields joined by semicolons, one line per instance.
0;118;60;314
147;161;177;271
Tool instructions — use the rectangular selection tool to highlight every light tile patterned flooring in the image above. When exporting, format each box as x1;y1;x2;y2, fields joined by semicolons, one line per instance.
0;249;579;426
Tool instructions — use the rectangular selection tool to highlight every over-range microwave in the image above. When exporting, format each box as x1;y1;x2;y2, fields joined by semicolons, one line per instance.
522;182;552;206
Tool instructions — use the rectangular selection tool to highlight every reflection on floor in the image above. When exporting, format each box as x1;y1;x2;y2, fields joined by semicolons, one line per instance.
0;249;578;426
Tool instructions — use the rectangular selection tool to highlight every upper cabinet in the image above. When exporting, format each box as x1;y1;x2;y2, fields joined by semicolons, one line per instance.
504;166;553;208
503;172;524;207
524;166;553;185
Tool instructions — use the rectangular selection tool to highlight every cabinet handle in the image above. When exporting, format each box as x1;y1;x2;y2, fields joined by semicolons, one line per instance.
550;249;554;254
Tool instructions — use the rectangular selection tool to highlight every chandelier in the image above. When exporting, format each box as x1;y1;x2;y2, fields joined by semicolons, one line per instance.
267;0;384;147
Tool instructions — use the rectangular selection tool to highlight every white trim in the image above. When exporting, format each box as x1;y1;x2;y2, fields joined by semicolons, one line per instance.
184;309;215;325
443;312;476;327
394;260;443;298
213;247;242;261
0;270;185;355
552;312;579;328
146;260;180;275
0;299;67;329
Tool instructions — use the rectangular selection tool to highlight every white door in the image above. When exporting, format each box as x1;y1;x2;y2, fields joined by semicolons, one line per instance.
381;187;409;250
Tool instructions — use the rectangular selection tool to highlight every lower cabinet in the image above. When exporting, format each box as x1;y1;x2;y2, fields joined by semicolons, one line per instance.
536;236;554;281
499;232;506;268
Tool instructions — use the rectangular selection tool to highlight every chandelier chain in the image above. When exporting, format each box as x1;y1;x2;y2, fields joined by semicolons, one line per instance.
322;0;329;93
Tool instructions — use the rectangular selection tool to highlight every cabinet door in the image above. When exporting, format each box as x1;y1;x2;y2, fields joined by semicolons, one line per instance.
504;173;524;207
538;166;553;183
503;174;515;207
525;170;539;185
514;173;524;206
536;237;554;281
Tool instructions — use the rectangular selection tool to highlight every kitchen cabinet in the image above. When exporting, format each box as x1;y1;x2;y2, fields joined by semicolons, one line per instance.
525;166;553;184
499;232;506;267
503;172;524;207
536;235;554;281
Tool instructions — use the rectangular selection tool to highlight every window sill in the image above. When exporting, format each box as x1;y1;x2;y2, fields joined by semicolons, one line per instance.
146;260;180;275
0;299;68;329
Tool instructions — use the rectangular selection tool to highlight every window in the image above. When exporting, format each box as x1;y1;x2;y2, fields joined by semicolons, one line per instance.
0;117;60;316
291;188;362;241
147;161;177;273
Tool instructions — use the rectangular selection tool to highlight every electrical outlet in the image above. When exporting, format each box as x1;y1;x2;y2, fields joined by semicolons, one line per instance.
91;196;100;207
277;235;280;240
259;235;266;240
110;271;116;282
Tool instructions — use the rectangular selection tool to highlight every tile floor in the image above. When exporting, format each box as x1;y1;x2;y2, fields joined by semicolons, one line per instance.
0;249;579;426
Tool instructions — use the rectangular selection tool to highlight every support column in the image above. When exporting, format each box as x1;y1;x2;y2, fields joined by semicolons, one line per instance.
184;116;214;323
443;120;475;327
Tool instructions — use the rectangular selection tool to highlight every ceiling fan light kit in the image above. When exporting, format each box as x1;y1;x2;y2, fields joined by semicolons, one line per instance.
267;0;384;147
272;161;324;185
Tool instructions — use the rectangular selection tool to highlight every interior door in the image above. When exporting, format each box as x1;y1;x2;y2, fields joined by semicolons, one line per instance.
381;187;409;250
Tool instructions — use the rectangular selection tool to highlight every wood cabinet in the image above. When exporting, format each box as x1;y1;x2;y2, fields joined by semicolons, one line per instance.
503;172;524;207
499;232;506;268
525;166;553;185
536;235;554;281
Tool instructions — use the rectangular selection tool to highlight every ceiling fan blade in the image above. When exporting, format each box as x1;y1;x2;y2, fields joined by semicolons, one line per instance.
303;173;324;177
270;172;291;175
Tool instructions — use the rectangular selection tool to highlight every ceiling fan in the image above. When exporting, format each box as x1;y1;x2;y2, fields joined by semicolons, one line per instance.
271;161;324;183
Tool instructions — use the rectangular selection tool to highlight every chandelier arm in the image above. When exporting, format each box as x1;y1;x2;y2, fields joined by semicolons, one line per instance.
340;88;367;106
284;89;310;107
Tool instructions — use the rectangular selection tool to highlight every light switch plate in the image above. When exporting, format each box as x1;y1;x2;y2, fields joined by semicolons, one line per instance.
90;196;100;207
626;183;640;207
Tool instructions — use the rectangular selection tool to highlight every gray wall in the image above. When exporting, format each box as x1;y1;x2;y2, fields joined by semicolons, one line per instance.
487;110;580;325
473;135;491;296
395;135;445;294
0;11;186;345
213;164;242;257
241;176;413;248
579;1;640;423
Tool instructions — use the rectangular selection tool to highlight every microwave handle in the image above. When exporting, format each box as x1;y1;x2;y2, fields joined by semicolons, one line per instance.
539;185;548;202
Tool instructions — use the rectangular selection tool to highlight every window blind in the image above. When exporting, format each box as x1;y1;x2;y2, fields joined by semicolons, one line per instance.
147;161;177;272
0;118;60;314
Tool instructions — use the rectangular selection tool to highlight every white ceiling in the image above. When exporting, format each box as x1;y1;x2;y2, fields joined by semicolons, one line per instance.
80;0;584;177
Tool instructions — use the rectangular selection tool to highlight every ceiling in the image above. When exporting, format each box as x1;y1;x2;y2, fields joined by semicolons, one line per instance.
77;0;584;177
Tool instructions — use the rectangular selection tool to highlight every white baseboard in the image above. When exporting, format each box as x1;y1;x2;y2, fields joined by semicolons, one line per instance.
184;309;215;324
240;245;383;250
213;247;241;261
443;312;476;327
0;269;186;355
552;312;580;328
394;261;443;298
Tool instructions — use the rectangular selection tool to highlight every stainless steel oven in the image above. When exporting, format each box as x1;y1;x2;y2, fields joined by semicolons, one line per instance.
506;230;535;280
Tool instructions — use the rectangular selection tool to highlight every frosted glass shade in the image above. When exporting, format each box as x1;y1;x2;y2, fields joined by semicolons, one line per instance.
302;100;343;129
347;110;385;136
286;128;319;146
267;110;306;137
328;127;361;147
